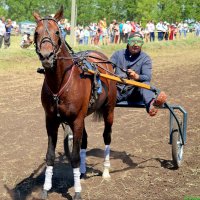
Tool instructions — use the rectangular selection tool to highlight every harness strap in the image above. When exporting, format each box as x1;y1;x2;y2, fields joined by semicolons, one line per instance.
45;64;74;98
44;64;75;117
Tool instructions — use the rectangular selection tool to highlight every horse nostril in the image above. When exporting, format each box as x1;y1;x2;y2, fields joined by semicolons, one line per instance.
38;52;45;60
39;52;54;60
49;52;54;58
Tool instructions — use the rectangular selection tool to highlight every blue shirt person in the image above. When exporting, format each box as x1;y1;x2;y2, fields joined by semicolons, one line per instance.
4;18;13;48
110;32;167;116
59;18;67;41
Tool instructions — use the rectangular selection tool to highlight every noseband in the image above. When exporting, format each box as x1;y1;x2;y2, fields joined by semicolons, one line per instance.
34;17;62;63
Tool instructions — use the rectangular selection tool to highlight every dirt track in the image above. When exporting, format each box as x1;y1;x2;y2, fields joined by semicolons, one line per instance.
0;47;200;200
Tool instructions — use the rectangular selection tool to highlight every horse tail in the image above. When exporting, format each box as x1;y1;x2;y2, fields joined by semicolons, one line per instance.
93;108;104;122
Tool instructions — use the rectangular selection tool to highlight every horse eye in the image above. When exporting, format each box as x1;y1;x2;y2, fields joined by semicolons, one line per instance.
34;32;39;37
55;31;59;35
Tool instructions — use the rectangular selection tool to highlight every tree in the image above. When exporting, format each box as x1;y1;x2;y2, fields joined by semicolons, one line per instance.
0;0;199;24
136;0;158;24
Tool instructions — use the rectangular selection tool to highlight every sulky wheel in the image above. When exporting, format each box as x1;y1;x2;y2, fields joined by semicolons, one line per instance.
63;124;73;160
171;123;184;168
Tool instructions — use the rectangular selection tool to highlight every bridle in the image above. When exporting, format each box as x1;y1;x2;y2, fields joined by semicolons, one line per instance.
34;17;63;65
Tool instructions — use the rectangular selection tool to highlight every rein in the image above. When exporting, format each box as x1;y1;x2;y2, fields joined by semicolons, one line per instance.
55;54;118;77
54;54;129;81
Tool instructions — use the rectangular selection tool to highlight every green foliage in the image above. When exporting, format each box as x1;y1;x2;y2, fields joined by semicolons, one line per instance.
136;0;158;23
0;0;199;24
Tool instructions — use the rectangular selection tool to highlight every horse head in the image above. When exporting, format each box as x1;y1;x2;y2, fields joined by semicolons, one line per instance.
33;6;64;69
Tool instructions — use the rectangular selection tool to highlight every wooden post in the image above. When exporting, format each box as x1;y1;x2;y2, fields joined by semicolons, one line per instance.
70;0;76;47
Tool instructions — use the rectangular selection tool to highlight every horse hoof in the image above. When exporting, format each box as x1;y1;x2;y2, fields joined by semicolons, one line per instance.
102;174;111;180
41;190;48;199
80;173;86;179
102;169;111;180
73;192;82;200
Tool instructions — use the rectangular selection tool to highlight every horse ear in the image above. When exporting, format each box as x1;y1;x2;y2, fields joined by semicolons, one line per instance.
54;5;64;22
33;12;41;22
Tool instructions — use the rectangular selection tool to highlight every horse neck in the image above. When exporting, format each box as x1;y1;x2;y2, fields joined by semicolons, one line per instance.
44;44;74;94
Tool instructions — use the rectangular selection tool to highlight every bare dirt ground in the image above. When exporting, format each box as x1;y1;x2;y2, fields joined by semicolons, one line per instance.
0;48;200;200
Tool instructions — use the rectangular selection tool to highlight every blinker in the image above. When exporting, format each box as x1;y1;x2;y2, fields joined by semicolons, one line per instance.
128;37;144;47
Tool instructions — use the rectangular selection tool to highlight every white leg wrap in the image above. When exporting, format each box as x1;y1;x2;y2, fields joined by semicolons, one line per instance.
104;145;110;168
103;145;111;179
73;168;82;193
80;149;86;174
43;166;53;191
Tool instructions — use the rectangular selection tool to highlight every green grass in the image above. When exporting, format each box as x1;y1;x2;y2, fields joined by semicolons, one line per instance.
184;197;200;200
0;33;199;72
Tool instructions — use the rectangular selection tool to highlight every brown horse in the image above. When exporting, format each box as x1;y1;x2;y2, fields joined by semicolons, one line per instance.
33;6;116;200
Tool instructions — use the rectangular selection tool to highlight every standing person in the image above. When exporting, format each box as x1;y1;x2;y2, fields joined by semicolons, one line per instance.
102;18;107;30
109;20;116;43
163;22;169;40
4;19;13;48
113;22;119;44
123;21;132;43
98;20;104;45
0;17;6;48
196;21;200;37
83;26;90;45
169;24;175;40
119;20;124;43
145;21;151;42
130;21;136;33
177;21;184;38
75;26;81;45
89;23;96;45
65;19;70;35
174;24;178;39
135;22;141;33
59;18;67;41
156;20;164;41
79;27;84;45
110;32;167;116
183;21;188;38
101;18;109;45
147;20;155;42
102;27;109;45
94;24;101;45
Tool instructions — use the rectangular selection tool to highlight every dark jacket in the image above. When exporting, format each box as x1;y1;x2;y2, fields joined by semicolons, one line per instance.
110;49;152;98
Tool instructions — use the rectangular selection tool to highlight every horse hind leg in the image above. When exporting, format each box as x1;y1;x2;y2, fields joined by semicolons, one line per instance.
73;143;87;199
41;117;59;199
102;109;114;180
63;123;87;179
103;144;111;180
80;126;87;178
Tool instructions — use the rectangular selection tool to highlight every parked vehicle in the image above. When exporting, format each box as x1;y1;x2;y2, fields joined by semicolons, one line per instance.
18;21;36;35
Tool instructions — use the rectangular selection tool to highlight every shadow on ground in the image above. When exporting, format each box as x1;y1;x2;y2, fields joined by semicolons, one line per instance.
5;148;177;199
5;153;73;200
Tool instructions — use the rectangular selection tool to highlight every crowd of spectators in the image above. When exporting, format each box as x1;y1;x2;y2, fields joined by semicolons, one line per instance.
1;16;200;48
71;19;200;46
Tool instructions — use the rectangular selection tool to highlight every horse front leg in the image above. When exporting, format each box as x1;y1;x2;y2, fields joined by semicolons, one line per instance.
41;116;59;199
102;110;114;180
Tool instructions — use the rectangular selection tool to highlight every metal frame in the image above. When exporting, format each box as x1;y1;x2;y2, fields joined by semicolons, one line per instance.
63;101;188;168
115;101;188;145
